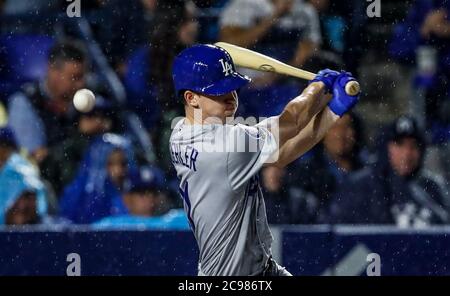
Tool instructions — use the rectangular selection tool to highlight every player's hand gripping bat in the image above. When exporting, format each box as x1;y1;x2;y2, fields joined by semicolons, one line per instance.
215;42;361;96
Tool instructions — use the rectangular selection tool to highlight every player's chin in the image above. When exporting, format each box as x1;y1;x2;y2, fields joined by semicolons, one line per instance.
224;108;236;118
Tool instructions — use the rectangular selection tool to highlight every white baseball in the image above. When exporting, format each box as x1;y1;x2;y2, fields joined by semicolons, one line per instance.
73;89;96;113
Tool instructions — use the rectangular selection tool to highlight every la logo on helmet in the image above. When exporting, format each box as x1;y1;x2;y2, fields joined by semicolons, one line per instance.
219;59;233;76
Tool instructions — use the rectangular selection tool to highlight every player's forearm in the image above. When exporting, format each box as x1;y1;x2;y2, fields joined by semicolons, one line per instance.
273;107;339;168
434;22;450;37
220;17;277;48
277;82;330;146
291;40;318;68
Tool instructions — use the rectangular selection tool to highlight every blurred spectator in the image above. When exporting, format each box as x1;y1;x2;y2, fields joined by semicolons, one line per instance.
191;0;216;7
148;2;198;113
418;4;450;136
40;96;115;196
195;0;230;42
92;0;190;75
0;1;62;34
262;165;318;224
122;167;163;217
262;166;292;224
93;166;189;229
291;112;367;223
309;0;328;12
0;127;48;225
390;0;450;138
340;0;369;74
59;133;137;224
405;0;450;51
218;0;325;119
327;116;450;227
128;2;198;171
91;0;150;74
219;0;321;87
388;0;450;196
424;141;450;185
123;1;198;124
2;0;59;15
308;0;347;54
0;102;6;126
7;40;87;164
142;0;158;12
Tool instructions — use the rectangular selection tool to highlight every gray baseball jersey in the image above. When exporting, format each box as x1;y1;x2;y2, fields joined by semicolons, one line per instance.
169;118;279;276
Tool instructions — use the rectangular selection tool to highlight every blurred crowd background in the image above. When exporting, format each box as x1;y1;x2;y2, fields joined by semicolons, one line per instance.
0;0;449;229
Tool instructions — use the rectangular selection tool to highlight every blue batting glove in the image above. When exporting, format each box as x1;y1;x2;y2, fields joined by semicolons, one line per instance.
309;69;340;93
328;72;360;117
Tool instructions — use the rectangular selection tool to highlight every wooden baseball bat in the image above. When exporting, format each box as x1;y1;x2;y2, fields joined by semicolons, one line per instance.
215;42;360;96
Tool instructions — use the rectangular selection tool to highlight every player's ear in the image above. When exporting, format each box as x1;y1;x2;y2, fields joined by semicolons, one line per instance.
185;91;199;108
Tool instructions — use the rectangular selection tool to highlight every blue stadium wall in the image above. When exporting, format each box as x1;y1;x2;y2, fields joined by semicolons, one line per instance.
1;226;449;275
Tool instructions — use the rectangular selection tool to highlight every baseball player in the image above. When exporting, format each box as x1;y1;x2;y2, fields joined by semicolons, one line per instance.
169;44;360;276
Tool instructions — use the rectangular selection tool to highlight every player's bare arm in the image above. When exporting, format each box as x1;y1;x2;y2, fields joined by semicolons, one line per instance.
263;69;339;152
220;0;293;48
275;81;330;149
273;107;338;168
291;40;318;68
265;70;361;168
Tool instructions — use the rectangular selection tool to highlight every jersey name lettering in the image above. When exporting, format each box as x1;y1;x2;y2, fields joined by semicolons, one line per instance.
170;143;199;171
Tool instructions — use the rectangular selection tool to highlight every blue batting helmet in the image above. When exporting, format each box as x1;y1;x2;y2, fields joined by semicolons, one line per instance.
172;44;251;97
